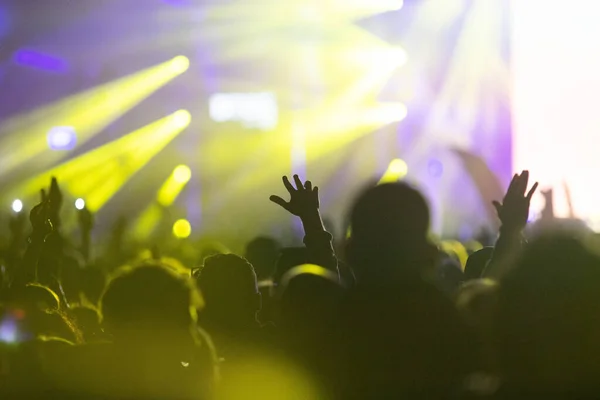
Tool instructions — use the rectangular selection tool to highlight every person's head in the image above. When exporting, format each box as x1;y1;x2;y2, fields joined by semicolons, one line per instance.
273;247;309;285
244;236;281;281
278;264;344;336
4;284;80;343
496;234;600;392
346;182;437;282
71;305;103;343
195;254;260;329
100;263;202;341
464;247;494;281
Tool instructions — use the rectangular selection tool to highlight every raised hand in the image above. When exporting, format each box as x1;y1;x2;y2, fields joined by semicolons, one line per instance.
47;177;63;229
29;189;53;238
492;170;538;231
270;175;319;218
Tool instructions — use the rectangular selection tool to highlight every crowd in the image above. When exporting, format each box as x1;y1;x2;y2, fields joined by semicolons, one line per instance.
0;169;598;399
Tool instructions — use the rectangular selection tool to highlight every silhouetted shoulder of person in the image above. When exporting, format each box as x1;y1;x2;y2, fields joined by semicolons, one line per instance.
331;279;477;398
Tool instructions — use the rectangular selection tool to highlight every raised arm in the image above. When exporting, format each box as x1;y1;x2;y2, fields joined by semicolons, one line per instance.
270;175;339;279
483;170;538;279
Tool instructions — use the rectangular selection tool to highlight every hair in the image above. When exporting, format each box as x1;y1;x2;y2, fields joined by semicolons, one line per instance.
346;182;434;280
101;263;202;333
197;254;258;297
195;254;260;326
5;284;82;344
244;236;281;280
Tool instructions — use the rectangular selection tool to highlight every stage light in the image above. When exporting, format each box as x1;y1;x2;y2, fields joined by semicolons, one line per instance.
209;92;278;130
0;56;192;176
173;109;191;128
47;126;77;150
173;219;191;239
391;0;404;11
428;159;444;178
157;164;192;207
379;158;408;184
173;165;192;184
13;49;69;73
389;159;408;175
11;199;22;213
19;110;191;212
75;198;85;210
170;56;190;74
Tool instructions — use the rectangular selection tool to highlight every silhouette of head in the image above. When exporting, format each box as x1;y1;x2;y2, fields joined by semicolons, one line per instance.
346;182;435;282
278;265;344;336
464;247;494;281
196;254;260;329
101;263;201;339
5;284;79;343
496;234;600;392
244;236;281;281
273;247;310;285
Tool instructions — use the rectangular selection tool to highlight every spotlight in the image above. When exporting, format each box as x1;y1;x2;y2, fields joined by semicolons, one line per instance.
428;159;444;178
172;110;191;128
173;165;192;184
391;0;404;11
47;126;77;150
170;56;190;74
173;219;191;239
388;159;408;176
11;199;23;213
379;158;408;184
75;198;85;210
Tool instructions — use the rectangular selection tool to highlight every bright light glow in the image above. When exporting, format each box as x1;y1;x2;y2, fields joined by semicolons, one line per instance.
379;158;408;184
47;126;77;150
11;199;23;213
209;92;278;130
157;164;193;207
173;219;192;239
20;111;190;212
0;56;191;176
0;318;18;344
75;198;85;210
391;0;404;11
170;56;190;74
511;0;600;228
389;159;408;175
173;110;192;128
173;165;192;184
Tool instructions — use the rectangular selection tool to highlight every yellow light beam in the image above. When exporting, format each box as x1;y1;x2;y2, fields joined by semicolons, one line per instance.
0;56;190;176
157;164;192;207
133;204;164;239
379;158;408;184
17;110;191;212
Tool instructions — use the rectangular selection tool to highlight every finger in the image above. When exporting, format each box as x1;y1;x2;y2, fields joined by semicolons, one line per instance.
314;186;320;207
293;174;304;191
492;201;502;215
40;189;47;202
526;182;539;201
269;195;290;210
506;173;519;196
304;180;312;191
50;177;59;193
518;170;530;194
282;176;295;194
